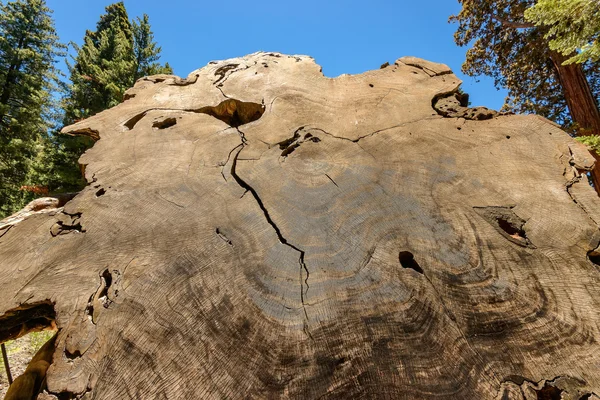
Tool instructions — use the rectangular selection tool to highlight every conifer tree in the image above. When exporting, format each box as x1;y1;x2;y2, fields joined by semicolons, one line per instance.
43;3;135;197
63;1;134;123
525;0;600;65
0;0;63;217
48;3;172;196
524;0;600;156
90;0;132;49
132;14;172;84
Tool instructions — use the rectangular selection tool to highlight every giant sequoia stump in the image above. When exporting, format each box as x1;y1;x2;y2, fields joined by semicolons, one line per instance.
1;53;600;399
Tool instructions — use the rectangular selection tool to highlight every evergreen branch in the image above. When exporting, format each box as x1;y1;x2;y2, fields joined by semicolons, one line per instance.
491;15;535;29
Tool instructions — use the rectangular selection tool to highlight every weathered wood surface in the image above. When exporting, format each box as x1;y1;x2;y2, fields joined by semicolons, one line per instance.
1;52;600;399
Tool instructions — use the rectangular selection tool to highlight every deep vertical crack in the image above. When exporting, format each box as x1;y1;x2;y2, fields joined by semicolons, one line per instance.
220;143;243;182
566;174;600;227
234;127;248;144
229;131;312;337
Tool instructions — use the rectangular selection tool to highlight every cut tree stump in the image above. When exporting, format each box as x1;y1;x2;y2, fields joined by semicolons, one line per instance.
1;53;600;399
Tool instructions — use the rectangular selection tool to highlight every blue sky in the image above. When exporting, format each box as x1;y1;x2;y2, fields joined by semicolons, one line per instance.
47;0;507;110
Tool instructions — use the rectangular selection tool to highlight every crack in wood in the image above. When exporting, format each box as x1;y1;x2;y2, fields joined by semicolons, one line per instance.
215;228;233;246
230;132;312;338
50;211;85;237
122;99;265;132
566;174;600;227
297;118;438;144
473;206;534;248
277;127;322;160
500;375;595;400
85;269;118;325
324;174;339;188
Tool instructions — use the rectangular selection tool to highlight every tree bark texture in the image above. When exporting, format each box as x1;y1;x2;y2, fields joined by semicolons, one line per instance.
1;53;600;399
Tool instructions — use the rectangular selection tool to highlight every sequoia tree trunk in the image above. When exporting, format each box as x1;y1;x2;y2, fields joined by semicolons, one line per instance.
550;50;600;192
2;54;600;399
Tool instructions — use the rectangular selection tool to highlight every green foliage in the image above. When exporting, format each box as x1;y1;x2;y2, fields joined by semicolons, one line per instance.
48;3;135;195
525;0;600;65
450;0;600;130
63;1;134;123
35;131;91;195
53;2;171;195
0;0;64;218
90;1;132;48
0;1;171;219
132;14;172;84
576;134;600;153
63;3;171;123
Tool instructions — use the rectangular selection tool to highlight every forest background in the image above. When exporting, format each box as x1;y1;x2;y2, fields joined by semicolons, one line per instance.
0;0;599;218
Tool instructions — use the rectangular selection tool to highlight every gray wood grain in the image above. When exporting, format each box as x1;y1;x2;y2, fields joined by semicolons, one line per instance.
1;52;599;399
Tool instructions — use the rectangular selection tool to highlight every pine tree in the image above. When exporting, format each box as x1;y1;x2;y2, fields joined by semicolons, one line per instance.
90;0;132;49
132;14;172;84
63;1;134;123
0;0;64;218
49;2;136;194
48;3;173;195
